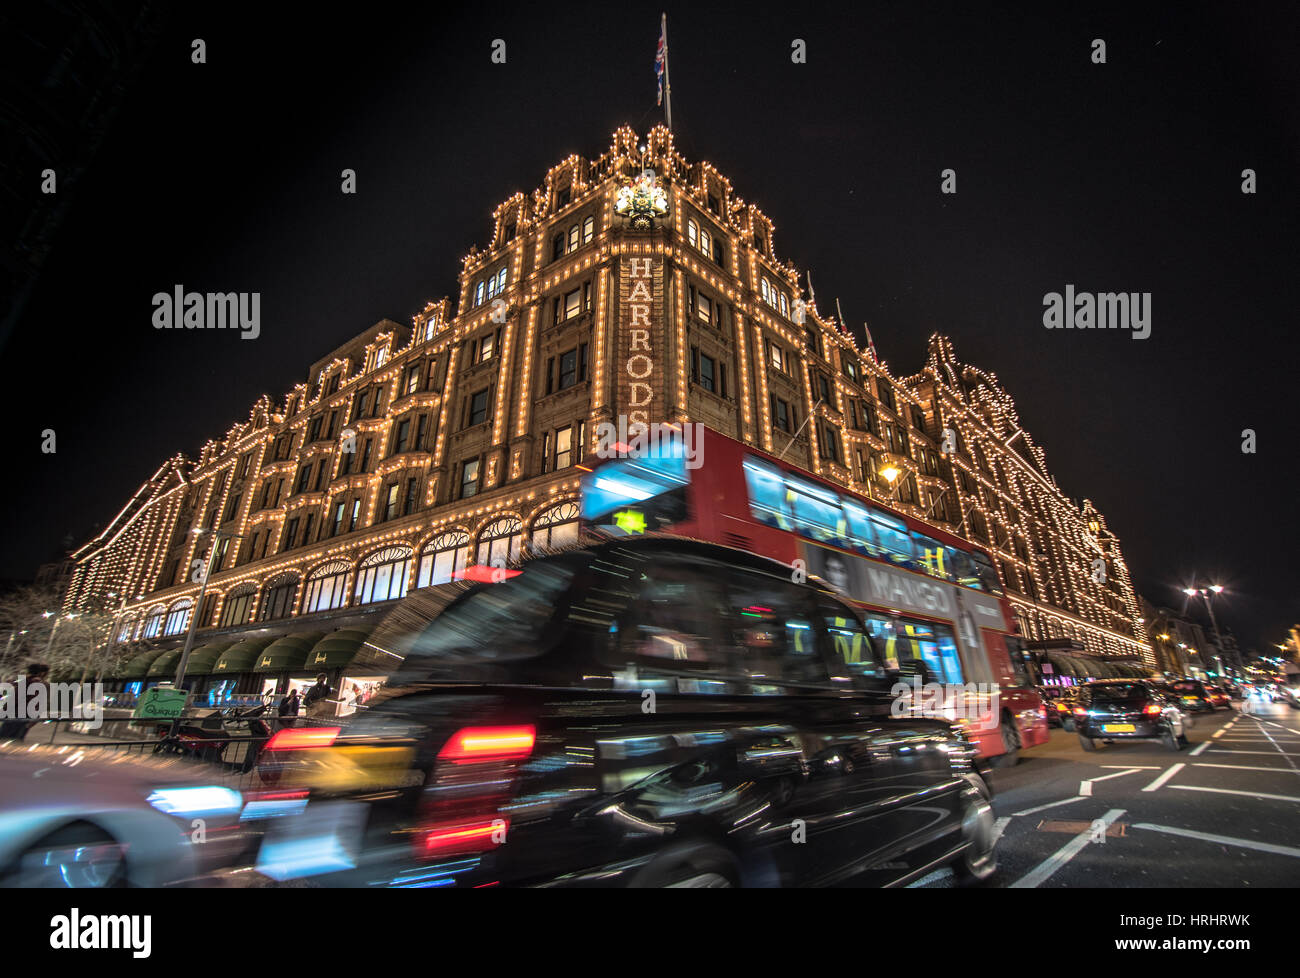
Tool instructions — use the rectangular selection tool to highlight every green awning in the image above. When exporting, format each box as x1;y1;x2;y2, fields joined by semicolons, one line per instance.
213;636;277;674
303;627;376;671
182;642;234;677
1045;652;1076;677
253;632;325;673
119;649;168;678
147;649;183;678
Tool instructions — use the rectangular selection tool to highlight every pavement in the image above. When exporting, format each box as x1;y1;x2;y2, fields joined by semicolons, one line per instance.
912;702;1300;887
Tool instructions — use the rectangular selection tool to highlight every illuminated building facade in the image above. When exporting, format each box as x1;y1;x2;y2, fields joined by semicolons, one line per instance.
66;125;1148;675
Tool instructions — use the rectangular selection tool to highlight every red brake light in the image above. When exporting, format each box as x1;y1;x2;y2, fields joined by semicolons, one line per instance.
265;726;341;751
421;818;511;856
438;725;536;763
1143;704;1161;715
1073;707;1087;716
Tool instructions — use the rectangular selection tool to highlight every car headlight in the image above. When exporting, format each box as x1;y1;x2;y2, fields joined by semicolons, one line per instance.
147;786;243;818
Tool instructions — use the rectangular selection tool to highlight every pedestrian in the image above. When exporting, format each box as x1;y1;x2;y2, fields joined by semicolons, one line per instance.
0;663;51;741
277;687;300;729
302;673;332;720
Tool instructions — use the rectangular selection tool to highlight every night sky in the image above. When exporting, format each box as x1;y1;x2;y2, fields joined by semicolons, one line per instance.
4;1;1297;651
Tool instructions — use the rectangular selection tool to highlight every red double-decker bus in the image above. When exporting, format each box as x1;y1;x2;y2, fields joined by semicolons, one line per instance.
578;424;1049;764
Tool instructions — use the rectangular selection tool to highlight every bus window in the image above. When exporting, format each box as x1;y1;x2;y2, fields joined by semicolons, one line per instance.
841;499;882;558
863;615;899;670
743;458;792;530
947;547;980;589
971;551;1003;595
868;510;915;568
898;619;964;685
785;476;848;547
817;599;880;680
725;570;828;690
912;534;949;580
581;454;690;534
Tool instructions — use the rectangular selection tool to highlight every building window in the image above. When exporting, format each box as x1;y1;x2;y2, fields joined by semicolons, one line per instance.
303;561;350;613
219;587;255;627
163;601;192;637
460;458;481;499
330;501;346;537
417;530;472;587
259;574;299;621
476;516;523;568
383;482;400;522
392;418;410;456
582;215;594;244
355;547;412;605
768;342;784;372
531;501;579;550
141;607;165;639
687;219;698;248
546;344;588;394
770;394;792;433
467;388;490;427
554;426;573;470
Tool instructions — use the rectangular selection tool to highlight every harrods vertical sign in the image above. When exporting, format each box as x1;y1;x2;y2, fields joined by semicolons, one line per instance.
618;255;666;430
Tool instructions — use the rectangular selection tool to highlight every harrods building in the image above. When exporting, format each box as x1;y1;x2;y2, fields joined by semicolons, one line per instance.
66;125;1151;697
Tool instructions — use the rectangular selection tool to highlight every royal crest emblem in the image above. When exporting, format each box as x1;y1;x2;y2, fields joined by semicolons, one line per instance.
614;170;669;230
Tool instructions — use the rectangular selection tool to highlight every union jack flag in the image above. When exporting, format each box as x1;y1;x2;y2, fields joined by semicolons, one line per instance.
655;17;667;106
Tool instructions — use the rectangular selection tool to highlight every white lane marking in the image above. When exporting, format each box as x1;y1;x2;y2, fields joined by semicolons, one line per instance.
1079;780;1092;796
1168;784;1300;804
1142;763;1185;792
905;867;953;888
1012;796;1090;817
1193;762;1300;774
1189;740;1211;756
1255;723;1300;775
1206;749;1300;757
1009;808;1125;889
1211;728;1227;739
1130;823;1300;858
1088;768;1144;783
992;816;1011;845
1101;765;1160;769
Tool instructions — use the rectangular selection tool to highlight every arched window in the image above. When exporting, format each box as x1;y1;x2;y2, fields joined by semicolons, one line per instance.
779;294;789;317
687;219;698;247
582;215;594;244
531;501;579;551
220;584;257;627
355;547;412;605
259;573;300;621
417;531;471;588
552;233;564;261
476;516;523;568
163;599;193;637
141;605;165;639
474;281;485;306
117;616;138;643
303;560;350;614
761;278;771;305
700;228;711;258
567;224;579;252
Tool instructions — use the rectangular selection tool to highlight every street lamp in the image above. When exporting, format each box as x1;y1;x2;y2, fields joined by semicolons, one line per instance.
1184;582;1231;675
173;528;241;691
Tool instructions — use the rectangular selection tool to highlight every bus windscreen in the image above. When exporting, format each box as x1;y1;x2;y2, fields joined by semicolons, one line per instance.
580;454;690;534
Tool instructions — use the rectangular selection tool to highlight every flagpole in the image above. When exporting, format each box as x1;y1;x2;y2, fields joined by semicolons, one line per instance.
661;13;673;130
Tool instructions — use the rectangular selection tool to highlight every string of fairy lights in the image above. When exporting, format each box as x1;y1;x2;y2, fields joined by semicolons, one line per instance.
66;124;1145;664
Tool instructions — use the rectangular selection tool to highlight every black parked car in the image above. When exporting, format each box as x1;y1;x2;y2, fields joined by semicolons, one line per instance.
1074;680;1188;752
1162;679;1224;713
255;538;998;888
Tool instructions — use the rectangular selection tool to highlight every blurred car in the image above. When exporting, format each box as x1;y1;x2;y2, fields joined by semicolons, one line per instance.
0;741;256;887
1073;680;1188;752
254;537;999;888
1163;679;1223;713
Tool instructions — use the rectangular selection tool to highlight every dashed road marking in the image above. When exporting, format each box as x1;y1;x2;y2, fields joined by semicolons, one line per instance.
1012;796;1089;817
1131;822;1300;858
1168;784;1300;804
1142;763;1185;792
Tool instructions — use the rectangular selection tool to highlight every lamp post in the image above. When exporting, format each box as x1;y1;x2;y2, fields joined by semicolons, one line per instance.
173;529;240;691
1183;583;1232;676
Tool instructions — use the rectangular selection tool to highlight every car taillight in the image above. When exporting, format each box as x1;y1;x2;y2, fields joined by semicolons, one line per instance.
1073;707;1087;716
437;725;535;764
264;726;341;751
414;724;536;861
1143;704;1161;715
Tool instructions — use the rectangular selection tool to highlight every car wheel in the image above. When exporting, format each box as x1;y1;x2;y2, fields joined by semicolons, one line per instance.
629;841;741;889
1177;733;1190;747
1161;729;1183;752
952;788;998;886
1063;717;1075;733
1078;733;1096;751
989;717;1021;768
2;822;126;888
